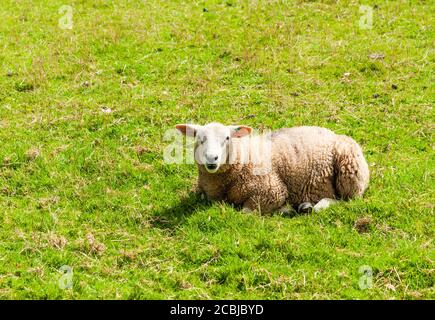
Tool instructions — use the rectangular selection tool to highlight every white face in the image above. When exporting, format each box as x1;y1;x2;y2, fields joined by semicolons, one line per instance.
195;123;231;173
176;122;252;173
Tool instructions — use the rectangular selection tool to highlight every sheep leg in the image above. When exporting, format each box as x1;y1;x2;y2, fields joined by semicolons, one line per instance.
242;181;288;214
277;204;297;216
242;198;262;213
297;202;314;213
243;196;286;214
313;198;338;212
242;206;253;213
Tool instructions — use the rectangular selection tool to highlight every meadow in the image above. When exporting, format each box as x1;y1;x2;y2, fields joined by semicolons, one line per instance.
0;0;433;299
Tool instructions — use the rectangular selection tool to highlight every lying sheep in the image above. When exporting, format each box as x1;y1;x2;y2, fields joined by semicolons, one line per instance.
175;122;369;214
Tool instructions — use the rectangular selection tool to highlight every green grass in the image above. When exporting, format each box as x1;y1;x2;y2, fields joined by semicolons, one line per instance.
0;0;433;299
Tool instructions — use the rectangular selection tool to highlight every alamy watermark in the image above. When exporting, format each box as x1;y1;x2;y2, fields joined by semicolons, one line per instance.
358;265;373;289
359;5;373;30
58;5;73;30
58;265;73;290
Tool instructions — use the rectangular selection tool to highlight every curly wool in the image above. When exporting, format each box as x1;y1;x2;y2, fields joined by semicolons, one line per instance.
196;126;369;213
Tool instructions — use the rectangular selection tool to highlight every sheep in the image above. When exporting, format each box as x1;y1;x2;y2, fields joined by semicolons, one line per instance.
175;122;369;214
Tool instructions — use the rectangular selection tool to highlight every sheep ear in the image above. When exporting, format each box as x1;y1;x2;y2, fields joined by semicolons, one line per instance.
175;124;200;137
230;125;252;138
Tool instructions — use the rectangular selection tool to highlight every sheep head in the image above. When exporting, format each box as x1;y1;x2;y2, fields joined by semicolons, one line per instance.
175;122;252;173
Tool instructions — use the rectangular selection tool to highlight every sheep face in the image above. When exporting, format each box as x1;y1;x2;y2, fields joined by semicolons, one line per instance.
175;122;252;173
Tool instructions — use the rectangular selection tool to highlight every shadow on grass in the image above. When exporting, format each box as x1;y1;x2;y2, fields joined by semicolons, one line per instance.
150;192;210;230
150;192;305;231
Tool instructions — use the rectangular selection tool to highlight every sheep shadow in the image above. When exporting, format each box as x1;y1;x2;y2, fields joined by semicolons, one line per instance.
149;192;210;231
150;192;304;231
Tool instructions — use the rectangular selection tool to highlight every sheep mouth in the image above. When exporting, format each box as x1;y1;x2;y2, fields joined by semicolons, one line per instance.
205;163;219;173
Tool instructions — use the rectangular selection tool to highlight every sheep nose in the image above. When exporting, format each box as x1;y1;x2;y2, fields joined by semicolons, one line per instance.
205;154;219;163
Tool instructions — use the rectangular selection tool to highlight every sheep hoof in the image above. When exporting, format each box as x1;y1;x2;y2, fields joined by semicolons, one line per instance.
277;205;296;216
242;207;253;213
313;198;338;212
298;202;313;214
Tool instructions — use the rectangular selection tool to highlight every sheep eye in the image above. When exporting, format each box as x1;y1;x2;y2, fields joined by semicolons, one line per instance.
226;136;229;141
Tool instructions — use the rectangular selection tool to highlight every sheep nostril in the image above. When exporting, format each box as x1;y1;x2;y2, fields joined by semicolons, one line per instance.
206;163;218;170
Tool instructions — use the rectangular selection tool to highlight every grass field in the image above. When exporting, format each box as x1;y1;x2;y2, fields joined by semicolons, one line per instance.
0;0;433;299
